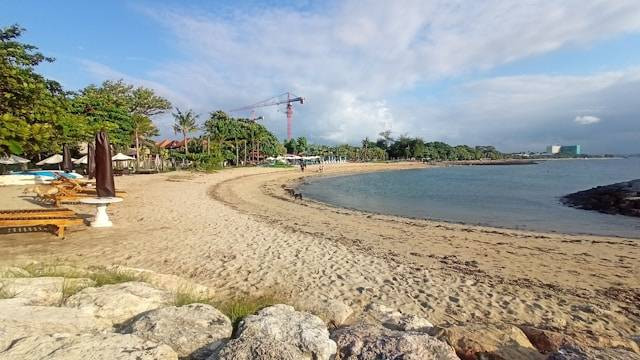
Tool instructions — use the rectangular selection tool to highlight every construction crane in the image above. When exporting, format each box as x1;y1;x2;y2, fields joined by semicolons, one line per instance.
229;92;304;140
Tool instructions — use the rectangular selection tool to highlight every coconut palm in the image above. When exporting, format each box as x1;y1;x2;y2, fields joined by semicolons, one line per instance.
172;108;199;155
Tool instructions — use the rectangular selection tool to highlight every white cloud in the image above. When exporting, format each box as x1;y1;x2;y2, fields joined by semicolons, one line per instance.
80;1;640;152
574;115;601;125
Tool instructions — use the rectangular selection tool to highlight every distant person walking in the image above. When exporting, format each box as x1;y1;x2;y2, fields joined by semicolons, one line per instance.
300;160;305;172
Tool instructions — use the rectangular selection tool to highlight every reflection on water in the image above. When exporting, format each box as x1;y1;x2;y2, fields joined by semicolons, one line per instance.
300;159;640;238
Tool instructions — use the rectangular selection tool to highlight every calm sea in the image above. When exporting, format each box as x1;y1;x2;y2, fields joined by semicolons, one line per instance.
299;158;640;238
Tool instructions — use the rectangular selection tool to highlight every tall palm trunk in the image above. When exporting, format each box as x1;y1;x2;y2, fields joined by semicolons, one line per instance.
183;131;189;155
135;129;140;169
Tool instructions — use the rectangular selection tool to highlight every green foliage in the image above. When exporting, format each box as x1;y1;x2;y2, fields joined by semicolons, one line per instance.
21;263;144;287
203;110;281;166
0;25;171;158
173;287;287;332
172;108;199;155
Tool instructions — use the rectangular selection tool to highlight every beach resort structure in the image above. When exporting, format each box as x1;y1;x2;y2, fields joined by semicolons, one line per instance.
546;144;581;155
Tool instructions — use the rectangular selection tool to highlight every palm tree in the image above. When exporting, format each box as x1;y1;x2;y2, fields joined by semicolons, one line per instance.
172;108;199;155
132;115;158;168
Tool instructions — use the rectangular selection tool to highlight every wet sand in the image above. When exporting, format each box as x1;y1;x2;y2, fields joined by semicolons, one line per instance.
0;162;638;343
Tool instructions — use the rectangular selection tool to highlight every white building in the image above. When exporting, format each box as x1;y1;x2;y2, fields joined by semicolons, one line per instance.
546;145;561;154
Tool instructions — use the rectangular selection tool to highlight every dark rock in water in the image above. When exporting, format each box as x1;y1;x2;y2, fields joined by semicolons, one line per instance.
561;179;640;217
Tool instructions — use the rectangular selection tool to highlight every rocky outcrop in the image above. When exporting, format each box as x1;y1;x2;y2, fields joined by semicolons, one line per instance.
302;298;353;326
331;324;459;360
0;266;30;278
120;303;232;359
217;304;336;360
547;345;640;360
561;179;640;217
0;277;95;306
106;265;214;297
519;326;576;353
0;333;178;360
433;323;545;360
215;336;301;360
65;281;173;325
364;303;434;332
0;304;111;351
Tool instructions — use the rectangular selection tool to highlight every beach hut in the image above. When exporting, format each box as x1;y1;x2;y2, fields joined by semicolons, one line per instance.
111;153;135;161
111;152;135;174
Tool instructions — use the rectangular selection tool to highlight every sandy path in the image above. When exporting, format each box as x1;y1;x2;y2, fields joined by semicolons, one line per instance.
1;163;638;342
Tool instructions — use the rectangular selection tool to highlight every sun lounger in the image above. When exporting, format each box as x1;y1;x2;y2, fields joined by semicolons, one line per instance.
0;208;84;238
0;208;75;219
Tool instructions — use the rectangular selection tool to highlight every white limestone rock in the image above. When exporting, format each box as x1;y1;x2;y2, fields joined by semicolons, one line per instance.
365;303;434;332
0;333;178;360
0;304;111;351
218;304;336;360
331;324;459;360
64;281;172;325
120;303;232;359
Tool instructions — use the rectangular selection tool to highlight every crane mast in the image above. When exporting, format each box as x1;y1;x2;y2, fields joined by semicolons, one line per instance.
229;92;304;140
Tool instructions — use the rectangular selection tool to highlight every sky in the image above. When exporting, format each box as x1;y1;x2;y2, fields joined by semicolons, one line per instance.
3;0;640;154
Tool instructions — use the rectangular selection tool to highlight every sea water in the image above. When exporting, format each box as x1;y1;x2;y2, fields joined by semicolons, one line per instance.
299;158;640;238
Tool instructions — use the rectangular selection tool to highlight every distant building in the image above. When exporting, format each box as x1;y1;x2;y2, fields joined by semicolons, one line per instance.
560;145;581;155
546;145;561;154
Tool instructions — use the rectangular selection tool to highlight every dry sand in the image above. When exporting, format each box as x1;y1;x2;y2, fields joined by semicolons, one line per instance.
0;163;638;342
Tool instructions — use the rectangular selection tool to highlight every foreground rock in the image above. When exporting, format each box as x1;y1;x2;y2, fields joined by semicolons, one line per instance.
331;324;459;360
302;298;353;326
433;323;544;360
364;303;433;332
107;265;214;297
65;281;172;325
561;179;640;217
0;333;177;360
547;345;640;360
0;304;111;351
0;277;95;306
0;266;30;278
121;303;232;359
217;304;336;360
519;326;576;354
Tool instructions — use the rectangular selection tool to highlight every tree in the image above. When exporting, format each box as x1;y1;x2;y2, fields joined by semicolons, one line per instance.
72;79;170;163
0;24;82;156
296;137;308;154
172;108;199;155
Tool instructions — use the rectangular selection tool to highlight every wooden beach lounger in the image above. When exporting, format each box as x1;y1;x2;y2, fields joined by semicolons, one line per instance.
0;208;75;219
0;208;84;238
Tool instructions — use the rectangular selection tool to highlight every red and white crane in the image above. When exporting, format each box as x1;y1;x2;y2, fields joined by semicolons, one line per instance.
229;92;304;140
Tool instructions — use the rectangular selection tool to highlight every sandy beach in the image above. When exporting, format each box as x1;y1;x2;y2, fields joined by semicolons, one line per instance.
1;162;638;345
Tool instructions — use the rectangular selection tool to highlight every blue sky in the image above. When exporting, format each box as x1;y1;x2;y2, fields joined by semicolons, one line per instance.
3;1;640;153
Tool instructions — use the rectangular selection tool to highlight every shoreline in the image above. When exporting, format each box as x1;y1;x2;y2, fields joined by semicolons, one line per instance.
289;164;639;240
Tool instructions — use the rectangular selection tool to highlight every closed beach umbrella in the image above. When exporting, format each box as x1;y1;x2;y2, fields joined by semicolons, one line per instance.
87;143;96;180
62;144;73;172
95;131;115;197
36;154;63;166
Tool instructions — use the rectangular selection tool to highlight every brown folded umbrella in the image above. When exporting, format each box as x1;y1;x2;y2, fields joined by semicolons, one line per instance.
87;143;96;180
94;131;115;197
62;144;73;173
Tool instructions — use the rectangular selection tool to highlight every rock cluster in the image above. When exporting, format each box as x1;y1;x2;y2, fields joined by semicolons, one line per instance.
2;265;639;359
561;179;640;217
